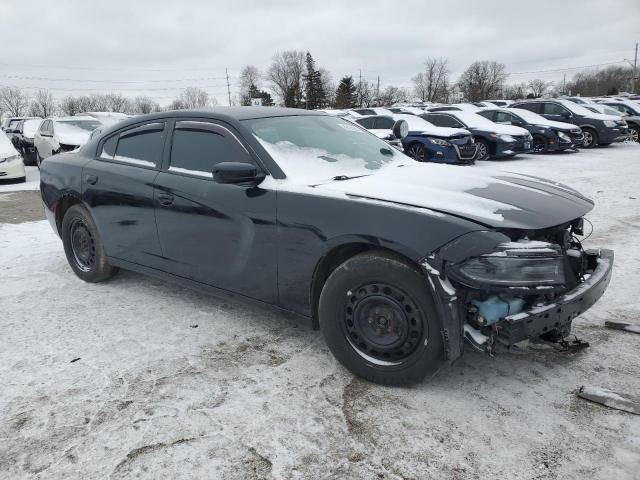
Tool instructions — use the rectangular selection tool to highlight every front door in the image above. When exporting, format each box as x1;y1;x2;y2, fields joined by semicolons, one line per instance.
153;119;278;303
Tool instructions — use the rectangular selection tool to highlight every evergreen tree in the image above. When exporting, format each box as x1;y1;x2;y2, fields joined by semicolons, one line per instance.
335;76;357;109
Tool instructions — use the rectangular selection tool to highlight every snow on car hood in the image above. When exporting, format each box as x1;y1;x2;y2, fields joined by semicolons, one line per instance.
536;119;579;130
482;123;530;136
414;126;470;137
0;131;19;158
312;163;593;229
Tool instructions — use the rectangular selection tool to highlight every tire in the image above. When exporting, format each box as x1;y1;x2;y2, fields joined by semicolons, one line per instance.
628;126;639;143
406;143;426;162
319;251;444;386
532;135;548;153
582;128;598;148
475;138;490;161
61;204;118;282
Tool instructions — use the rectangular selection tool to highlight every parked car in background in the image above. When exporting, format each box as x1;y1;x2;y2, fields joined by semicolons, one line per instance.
483;100;513;107
561;96;595;105
422;110;532;160
352;115;408;151
39;107;614;385
387;106;426;115
34;116;103;166
427;103;481;112
1;116;39;132
351;107;395;116
595;100;640;142
357;114;477;164
0;130;26;182
478;107;583;153
511;99;627;148
78;112;131;127
6;118;43;165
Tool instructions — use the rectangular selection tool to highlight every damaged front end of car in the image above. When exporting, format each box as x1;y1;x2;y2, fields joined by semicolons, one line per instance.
422;217;613;361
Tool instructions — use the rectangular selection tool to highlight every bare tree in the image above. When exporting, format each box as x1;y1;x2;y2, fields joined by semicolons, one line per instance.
238;65;261;106
318;68;335;107
457;61;508;101
503;82;528;100
28;89;56;117
0;87;30;117
378;86;407;106
59;96;81;116
412;58;450;103
528;79;552;98
133;96;160;114
178;87;214;109
267;50;306;107
105;93;130;113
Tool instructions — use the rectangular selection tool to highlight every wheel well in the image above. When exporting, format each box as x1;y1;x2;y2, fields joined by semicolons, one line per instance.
309;243;421;329
55;195;82;235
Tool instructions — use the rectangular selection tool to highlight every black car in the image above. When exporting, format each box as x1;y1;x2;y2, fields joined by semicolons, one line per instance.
477;108;583;153
510;99;627;148
39;107;613;386
594;100;640;143
5;118;42;165
421;110;532;160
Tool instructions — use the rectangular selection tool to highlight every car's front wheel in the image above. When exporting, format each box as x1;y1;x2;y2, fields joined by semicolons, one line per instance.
628;126;639;143
319;251;444;386
582;128;598;148
475;138;490;160
61;204;118;282
406;143;426;161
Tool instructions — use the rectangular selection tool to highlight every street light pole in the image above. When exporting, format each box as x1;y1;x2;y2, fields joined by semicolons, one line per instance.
625;42;638;94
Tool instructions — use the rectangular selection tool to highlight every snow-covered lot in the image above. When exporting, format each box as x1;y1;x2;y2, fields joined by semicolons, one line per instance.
1;145;639;479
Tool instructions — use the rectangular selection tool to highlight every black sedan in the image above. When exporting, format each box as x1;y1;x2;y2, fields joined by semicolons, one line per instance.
477;107;583;152
421;110;533;160
40;108;613;385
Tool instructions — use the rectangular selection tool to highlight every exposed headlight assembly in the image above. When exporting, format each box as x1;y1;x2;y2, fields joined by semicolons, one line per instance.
603;120;616;127
498;134;516;142
557;131;571;141
448;254;566;287
428;137;451;146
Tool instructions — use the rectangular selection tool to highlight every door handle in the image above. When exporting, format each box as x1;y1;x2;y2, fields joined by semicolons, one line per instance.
86;174;98;185
157;193;174;207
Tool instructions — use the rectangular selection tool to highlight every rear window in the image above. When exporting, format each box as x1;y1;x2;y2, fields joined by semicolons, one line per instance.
113;123;165;167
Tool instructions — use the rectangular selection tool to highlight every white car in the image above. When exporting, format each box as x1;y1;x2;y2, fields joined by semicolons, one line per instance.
0;130;26;182
33;116;103;166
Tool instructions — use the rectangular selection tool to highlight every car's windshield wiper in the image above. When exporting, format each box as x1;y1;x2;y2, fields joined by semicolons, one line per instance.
332;174;370;181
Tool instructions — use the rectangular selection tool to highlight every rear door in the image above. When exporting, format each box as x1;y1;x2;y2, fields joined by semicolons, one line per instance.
82;121;166;267
153;119;277;303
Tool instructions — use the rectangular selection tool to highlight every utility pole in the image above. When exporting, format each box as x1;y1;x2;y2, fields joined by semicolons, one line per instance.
358;69;362;107
225;68;232;106
376;75;380;107
562;73;566;95
625;42;638;94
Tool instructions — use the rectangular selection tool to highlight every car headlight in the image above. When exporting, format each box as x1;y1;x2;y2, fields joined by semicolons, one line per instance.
557;131;570;141
603;120;616;127
498;134;516;142
447;254;566;287
428;137;451;146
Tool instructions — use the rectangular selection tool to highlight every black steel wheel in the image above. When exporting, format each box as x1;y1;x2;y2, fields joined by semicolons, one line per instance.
407;143;426;161
319;251;444;385
61;204;118;282
532;135;548;153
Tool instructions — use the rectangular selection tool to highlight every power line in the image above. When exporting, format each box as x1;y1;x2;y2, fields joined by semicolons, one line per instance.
0;74;236;84
0;61;236;73
509;61;626;75
0;83;231;93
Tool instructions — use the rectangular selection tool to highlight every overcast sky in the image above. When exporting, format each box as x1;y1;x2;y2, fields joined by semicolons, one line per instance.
1;0;638;105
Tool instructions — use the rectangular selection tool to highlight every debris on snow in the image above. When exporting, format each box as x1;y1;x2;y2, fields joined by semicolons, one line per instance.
577;385;640;415
605;320;640;334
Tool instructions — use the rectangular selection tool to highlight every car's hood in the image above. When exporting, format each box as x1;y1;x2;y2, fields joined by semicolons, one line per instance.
314;163;593;229
57;130;91;146
581;113;620;121
412;126;471;138
535;120;579;130
479;124;530;136
0;132;19;158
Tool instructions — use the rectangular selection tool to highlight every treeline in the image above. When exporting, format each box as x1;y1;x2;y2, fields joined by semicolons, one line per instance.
0;54;635;117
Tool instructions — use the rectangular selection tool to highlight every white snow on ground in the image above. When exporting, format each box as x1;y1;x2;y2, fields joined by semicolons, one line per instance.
0;166;39;193
0;144;639;479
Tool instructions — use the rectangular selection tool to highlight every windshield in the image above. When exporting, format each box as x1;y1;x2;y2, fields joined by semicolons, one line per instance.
557;100;598;116
23;119;42;137
56;120;102;132
244;115;407;183
509;107;553;124
448;111;497;128
393;114;436;131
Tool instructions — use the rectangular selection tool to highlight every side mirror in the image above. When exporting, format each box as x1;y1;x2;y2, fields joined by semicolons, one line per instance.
392;119;409;139
213;162;265;186
512;119;524;126
561;112;571;120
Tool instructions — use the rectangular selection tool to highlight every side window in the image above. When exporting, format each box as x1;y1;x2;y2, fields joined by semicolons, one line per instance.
356;118;375;129
354;109;375;116
477;111;495;121
114;122;165;167
40;120;50;133
374;117;395;129
543;103;567;115
100;135;118;160
514;103;541;114
495;111;515;124
169;123;248;176
429;115;458;128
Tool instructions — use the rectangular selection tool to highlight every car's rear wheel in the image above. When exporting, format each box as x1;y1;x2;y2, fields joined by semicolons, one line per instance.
628;126;639;143
319;251;444;386
582;128;598;148
532;135;548;153
61;205;118;282
406;143;426;161
475;139;490;160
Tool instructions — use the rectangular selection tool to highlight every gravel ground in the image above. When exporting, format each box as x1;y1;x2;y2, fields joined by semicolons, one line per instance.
1;145;639;479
